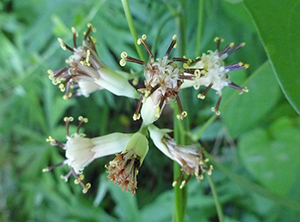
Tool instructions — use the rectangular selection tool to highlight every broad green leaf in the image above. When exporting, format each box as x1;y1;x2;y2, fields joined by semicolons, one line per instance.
243;0;300;114
221;61;281;138
239;117;300;196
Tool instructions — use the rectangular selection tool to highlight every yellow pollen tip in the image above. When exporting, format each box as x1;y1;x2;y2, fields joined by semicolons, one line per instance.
74;179;80;184
172;181;177;187
214;37;219;42
180;180;186;189
238;62;243;66
82;183;91;194
64;116;74;122
183;63;189;69
141;34;147;40
59;84;65;92
57;38;66;50
173;42;177;48
172;34;177;40
194;69;201;77
211;107;221;116
243;87;249;93
133;113;141;121
87;23;96;32
121;51;128;59
197;94;205;100
71;27;78;37
230;42;234;47
137;38;142;45
244;64;250;69
119;59;126;67
241;42;246;46
42;168;49;172
47;69;53;75
63;95;69;100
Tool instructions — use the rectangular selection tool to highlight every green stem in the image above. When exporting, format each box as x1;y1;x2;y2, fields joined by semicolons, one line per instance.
207;175;225;222
121;0;146;61
196;0;204;56
173;2;187;221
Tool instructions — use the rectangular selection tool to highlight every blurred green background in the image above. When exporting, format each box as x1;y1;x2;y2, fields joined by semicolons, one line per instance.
1;0;300;221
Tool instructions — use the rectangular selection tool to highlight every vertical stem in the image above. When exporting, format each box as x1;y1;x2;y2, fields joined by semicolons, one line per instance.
196;0;204;56
207;175;225;222
121;0;146;61
173;1;187;221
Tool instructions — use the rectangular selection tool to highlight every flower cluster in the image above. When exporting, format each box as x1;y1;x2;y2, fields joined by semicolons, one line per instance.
44;24;250;195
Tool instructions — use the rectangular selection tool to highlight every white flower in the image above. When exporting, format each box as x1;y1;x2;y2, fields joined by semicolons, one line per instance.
106;132;149;195
43;116;131;193
120;34;198;124
148;124;213;189
48;23;139;100
181;37;249;115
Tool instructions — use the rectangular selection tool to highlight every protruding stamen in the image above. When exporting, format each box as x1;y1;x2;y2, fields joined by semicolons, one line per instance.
133;94;143;121
64;116;74;137
76;116;88;133
172;57;190;63
122;56;146;66
61;171;72;182
219;42;234;57
211;94;222;115
172;172;184;187
175;94;187;120
42;160;67;172
197;83;213;99
214;37;224;52
137;34;154;59
227;82;247;92
227;42;246;56
71;27;78;48
69;167;91;193
57;38;74;52
179;175;192;189
84;23;95;41
165;34;177;57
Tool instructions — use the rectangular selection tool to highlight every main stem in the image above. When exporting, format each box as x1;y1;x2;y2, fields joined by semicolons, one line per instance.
121;0;146;61
173;1;187;221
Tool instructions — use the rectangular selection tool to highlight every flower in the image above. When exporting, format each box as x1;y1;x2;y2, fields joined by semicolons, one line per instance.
120;34;202;125
182;37;249;115
148;124;213;189
106;132;149;195
43;116;131;193
48;23;139;100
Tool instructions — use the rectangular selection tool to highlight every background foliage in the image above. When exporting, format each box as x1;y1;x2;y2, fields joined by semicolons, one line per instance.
0;0;299;221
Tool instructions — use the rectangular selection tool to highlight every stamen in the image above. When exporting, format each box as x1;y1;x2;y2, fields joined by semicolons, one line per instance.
175;95;187;120
84;23;95;41
156;96;166;118
76;116;88;133
133;94;144;121
197;83;213;99
137;34;154;60
71;27;78;48
172;57;190;63
64;116;74;137
165;34;177;57
61;171;72;182
189;57;201;65
214;37;224;52
219;42;234;57
172;172;184;187
227;82;247;92
121;55;146;66
227;42;246;56
69;167;91;193
180;175;192;189
57;38;74;52
211;94;222;115
42;160;67;172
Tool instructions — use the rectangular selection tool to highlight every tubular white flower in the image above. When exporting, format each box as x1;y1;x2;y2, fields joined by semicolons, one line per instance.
181;38;249;115
43;116;131;193
48;23;139;100
148;124;213;188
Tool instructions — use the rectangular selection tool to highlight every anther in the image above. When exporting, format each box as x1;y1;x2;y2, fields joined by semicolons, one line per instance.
58;38;66;50
133;113;141;121
211;107;221;116
82;183;91;194
197;94;205;99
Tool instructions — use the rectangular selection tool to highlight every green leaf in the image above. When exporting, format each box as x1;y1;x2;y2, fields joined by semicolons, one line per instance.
243;0;300;114
239;117;300;196
221;61;281;138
